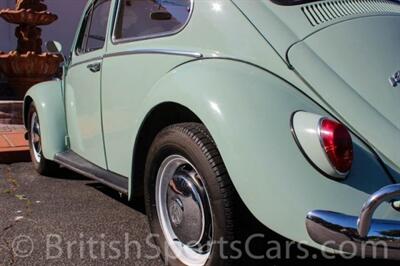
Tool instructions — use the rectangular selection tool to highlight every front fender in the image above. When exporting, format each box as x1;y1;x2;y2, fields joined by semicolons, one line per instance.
140;59;399;248
24;80;66;160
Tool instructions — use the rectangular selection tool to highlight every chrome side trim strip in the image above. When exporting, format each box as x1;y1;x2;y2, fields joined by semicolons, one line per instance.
69;56;103;69
104;48;203;59
70;49;202;69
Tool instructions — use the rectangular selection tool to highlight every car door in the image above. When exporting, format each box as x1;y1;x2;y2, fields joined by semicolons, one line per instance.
65;0;112;168
101;0;193;177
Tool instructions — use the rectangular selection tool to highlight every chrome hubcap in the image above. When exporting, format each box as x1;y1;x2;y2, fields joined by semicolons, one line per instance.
156;155;213;265
30;112;41;163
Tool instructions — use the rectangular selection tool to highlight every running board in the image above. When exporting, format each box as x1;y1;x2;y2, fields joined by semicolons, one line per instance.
54;150;128;195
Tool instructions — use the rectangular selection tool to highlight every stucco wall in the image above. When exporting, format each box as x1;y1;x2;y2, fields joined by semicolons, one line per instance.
0;0;13;51
0;0;87;54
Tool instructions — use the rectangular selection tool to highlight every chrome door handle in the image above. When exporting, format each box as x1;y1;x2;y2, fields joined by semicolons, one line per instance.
87;62;101;73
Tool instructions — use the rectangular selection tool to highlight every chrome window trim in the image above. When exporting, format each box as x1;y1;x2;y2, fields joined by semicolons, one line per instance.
104;48;203;59
111;0;194;45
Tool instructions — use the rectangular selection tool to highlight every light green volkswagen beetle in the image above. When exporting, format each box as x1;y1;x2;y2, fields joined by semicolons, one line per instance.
23;0;400;263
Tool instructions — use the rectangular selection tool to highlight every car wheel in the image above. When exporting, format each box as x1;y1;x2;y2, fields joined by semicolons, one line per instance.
28;103;58;175
145;123;236;266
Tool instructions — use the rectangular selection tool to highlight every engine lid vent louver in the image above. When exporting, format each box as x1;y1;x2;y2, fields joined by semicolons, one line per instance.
302;0;400;26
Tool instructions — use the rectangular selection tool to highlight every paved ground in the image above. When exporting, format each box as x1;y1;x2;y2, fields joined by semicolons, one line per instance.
0;163;162;266
0;163;398;266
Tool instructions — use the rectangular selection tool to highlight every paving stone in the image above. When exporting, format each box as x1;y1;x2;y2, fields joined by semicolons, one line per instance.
0;124;30;163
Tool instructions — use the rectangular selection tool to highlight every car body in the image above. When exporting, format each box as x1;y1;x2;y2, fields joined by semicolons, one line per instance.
23;0;400;263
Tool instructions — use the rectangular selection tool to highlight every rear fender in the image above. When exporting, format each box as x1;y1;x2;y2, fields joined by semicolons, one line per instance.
136;59;395;247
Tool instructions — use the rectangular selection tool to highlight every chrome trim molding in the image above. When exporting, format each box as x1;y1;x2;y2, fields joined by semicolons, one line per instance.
69;57;103;69
306;184;400;260
111;0;194;45
104;48;203;59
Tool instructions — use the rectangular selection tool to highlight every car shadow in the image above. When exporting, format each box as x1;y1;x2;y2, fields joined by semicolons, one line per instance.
57;170;399;265
45;166;146;214
86;182;146;215
45;166;91;181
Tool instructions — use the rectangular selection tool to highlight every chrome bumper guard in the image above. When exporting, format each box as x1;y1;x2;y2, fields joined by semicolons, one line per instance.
306;184;400;260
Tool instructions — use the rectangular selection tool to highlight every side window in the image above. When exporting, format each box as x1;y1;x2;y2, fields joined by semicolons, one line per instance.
75;8;93;54
114;0;191;41
76;0;111;54
86;0;111;51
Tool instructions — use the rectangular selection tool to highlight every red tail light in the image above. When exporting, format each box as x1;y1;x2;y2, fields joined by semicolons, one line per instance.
319;119;353;174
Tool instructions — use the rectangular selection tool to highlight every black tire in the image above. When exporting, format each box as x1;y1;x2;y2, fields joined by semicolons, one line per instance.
28;103;58;175
144;123;236;266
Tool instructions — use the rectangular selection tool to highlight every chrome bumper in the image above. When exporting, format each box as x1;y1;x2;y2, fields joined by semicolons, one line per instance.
306;184;400;260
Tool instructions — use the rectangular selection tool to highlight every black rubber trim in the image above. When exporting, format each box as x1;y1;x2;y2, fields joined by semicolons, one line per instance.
270;0;320;6
54;150;128;194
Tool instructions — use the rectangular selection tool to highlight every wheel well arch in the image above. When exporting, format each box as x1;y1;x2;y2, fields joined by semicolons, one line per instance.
23;96;33;128
131;102;202;196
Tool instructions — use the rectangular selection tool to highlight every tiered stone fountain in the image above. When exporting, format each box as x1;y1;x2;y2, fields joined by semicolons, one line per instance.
0;0;63;99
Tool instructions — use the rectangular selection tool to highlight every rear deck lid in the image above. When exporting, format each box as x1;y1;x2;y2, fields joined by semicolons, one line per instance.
288;15;400;173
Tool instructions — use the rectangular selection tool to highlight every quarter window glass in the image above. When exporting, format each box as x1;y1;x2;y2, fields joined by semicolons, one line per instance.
76;0;111;54
75;8;93;54
114;0;191;40
86;0;111;51
87;0;111;51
